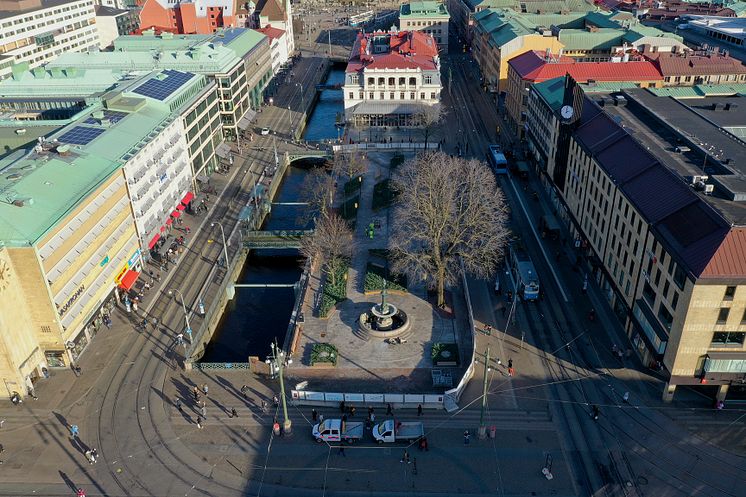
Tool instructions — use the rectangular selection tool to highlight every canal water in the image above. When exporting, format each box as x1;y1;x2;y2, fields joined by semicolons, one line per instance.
201;68;345;363
302;67;345;142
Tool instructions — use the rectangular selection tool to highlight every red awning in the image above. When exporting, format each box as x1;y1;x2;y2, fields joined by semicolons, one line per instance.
176;204;186;211
148;233;161;249
171;210;182;218
166;218;173;226
160;226;166;232
181;191;194;204
119;270;140;291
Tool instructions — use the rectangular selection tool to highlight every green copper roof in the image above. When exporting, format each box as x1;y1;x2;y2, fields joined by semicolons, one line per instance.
647;84;746;98
0;70;209;246
532;76;565;111
0;67;123;98
400;1;449;18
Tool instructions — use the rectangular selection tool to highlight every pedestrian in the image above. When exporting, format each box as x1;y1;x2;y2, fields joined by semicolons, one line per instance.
200;402;207;418
386;403;393;416
350;406;356;418
70;424;79;438
339;400;345;413
508;358;514;377
27;385;38;400
319;413;324;423
417;404;423;416
175;397;182;411
71;364;80;377
419;437;429;451
230;407;238;418
400;449;410;463
273;395;279;406
90;448;97;463
463;430;470;445
240;385;249;399
202;383;209;396
622;392;630;404
77;488;86;497
370;412;375;424
196;416;203;429
261;399;268;412
132;300;138;313
192;386;200;401
342;414;347;424
312;408;318;422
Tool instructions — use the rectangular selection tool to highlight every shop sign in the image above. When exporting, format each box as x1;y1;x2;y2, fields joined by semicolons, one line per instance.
115;264;128;283
58;284;85;317
100;255;110;267
127;249;141;268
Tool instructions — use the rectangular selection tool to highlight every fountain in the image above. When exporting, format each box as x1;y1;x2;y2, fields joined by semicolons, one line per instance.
359;282;411;339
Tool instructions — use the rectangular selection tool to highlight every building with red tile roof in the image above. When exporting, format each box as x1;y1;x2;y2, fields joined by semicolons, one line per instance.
138;0;237;34
643;47;746;86
343;30;443;126
506;49;663;136
254;0;294;55
256;25;288;73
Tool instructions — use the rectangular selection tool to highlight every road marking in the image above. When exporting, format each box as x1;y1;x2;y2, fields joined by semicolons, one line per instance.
506;175;570;303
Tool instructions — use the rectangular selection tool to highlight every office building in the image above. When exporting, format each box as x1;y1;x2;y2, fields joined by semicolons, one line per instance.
138;0;237;34
682;15;746;47
95;5;140;48
399;1;450;53
524;75;746;402
644;46;746;86
0;0;100;79
254;0;293;57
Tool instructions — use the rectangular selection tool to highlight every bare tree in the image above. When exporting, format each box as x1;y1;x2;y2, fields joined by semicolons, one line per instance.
414;104;445;151
299;164;336;221
301;213;355;286
389;152;510;308
332;150;366;181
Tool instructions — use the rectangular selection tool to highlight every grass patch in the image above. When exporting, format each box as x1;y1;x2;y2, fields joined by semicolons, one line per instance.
343;176;363;197
340;196;359;221
372;179;399;211
318;261;349;318
390;153;405;169
364;262;407;293
310;343;338;366
431;343;460;366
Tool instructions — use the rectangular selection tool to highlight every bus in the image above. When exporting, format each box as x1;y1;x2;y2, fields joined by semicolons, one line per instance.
349;10;374;27
509;243;540;301
487;145;508;175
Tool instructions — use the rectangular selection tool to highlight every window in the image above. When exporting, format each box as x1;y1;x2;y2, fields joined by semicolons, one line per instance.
378;77;385;85
711;331;746;346
673;264;686;290
399;77;405;86
359;91;363;99
388;77;395;85
349;92;354;99
658;305;673;331
409;77;416;85
367;77;374;85
369;92;374;99
671;292;679;311
400;92;405;99
643;282;655;307
654;269;661;286
410;91;415;99
424;75;432;84
717;307;730;324
380;92;385;99
663;281;670;300
390;92;394;99
420;92;425;99
724;286;736;300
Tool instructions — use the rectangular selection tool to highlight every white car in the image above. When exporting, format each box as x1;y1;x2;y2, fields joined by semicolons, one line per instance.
260;127;270;135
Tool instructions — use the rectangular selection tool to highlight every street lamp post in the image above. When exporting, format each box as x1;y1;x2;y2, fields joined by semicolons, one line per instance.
168;288;192;343
475;345;491;439
287;105;292;139
266;341;292;435
211;222;229;267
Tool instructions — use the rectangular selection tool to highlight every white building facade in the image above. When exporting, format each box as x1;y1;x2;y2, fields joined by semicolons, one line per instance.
343;31;443;126
0;0;100;79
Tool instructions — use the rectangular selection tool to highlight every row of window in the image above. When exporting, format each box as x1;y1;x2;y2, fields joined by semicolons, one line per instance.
364;76;431;86
349;91;438;101
663;74;746;83
404;19;445;27
1;1;93;29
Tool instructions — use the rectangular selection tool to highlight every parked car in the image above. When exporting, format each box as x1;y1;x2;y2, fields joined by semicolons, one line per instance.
260;127;270;135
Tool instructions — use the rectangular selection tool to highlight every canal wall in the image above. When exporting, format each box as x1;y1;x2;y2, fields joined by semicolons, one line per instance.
291;60;333;142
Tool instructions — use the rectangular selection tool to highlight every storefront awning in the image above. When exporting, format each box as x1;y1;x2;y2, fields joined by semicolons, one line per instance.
176;203;186;211
166;218;173;226
160;226;166;232
215;143;231;159
148;233;161;249
237;114;252;130
119;270;140;291
171;210;182;218
181;191;194;204
351;102;421;115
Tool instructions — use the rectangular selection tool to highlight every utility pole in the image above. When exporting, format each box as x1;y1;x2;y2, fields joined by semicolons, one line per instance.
266;341;292;435
328;29;332;57
448;65;452;95
477;345;491;439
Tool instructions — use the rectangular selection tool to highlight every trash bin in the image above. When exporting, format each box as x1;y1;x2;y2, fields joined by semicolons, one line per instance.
489;426;496;439
273;422;281;436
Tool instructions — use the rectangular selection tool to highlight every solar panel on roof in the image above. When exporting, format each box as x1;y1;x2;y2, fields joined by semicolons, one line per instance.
58;126;106;145
216;28;245;45
84;110;128;125
132;70;194;101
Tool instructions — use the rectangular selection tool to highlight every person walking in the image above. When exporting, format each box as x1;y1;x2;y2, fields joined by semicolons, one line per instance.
70;425;79;438
200;402;207;418
202;383;209;396
400;450;410;464
417;404;423;417
463;430;470;445
337;445;346;457
312;409;318;422
240;385;249;399
350;406;356;418
196;416;203;429
386;403;393;416
175;397;182;412
508;359;514;377
339;400;345;413
318;413;324;424
192;386;200;401
622;392;630;404
230;407;238;418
